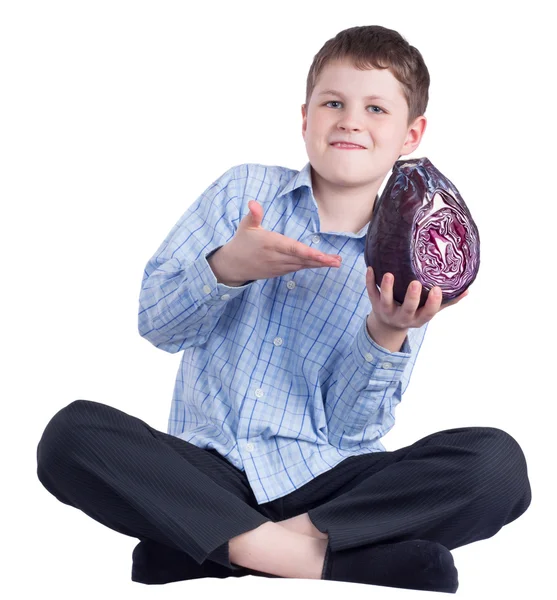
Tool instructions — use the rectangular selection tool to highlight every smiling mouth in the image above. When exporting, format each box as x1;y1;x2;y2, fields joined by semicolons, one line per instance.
331;143;366;149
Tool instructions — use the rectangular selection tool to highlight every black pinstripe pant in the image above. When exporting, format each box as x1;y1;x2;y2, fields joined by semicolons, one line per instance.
36;399;531;574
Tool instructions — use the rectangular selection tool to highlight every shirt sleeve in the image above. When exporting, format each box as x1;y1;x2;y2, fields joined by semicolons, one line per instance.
324;318;429;449
137;165;254;353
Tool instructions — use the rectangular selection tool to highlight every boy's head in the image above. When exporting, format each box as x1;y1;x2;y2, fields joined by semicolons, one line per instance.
301;25;429;194
304;25;429;130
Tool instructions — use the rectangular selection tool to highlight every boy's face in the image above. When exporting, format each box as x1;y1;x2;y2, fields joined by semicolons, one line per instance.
301;59;426;190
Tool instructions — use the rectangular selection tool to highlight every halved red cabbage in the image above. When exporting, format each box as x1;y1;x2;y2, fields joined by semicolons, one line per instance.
365;157;480;308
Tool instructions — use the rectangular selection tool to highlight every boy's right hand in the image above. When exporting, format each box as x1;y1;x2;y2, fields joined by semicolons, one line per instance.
215;200;342;285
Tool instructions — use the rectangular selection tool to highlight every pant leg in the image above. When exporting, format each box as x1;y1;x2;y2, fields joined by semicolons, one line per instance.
293;427;531;552
36;399;272;569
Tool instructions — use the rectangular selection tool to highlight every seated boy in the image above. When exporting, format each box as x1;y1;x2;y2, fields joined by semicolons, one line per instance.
36;24;531;593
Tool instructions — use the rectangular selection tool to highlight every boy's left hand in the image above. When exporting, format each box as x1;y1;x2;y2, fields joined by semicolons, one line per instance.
365;267;469;331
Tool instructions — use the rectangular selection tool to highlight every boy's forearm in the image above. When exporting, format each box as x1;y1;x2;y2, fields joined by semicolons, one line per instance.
366;312;408;353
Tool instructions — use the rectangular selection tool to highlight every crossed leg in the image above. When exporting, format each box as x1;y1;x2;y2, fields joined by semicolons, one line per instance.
276;513;328;539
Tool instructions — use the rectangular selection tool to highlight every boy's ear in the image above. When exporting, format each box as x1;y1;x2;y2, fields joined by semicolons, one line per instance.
301;104;307;139
399;115;427;156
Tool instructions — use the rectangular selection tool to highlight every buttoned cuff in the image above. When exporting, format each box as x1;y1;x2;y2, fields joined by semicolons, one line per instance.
354;317;412;381
184;246;255;307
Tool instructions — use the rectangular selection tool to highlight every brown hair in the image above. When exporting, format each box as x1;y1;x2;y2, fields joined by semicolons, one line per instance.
305;25;430;128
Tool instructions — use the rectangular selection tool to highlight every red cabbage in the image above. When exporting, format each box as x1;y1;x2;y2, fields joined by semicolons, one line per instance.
365;157;480;308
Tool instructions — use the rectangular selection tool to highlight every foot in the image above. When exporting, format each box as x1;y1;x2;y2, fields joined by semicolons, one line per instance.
321;539;459;593
131;539;279;584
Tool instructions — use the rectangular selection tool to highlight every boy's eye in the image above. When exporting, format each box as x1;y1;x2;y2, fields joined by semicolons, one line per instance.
324;100;384;114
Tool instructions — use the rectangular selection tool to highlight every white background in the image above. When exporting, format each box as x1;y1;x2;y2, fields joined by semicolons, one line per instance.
2;1;555;598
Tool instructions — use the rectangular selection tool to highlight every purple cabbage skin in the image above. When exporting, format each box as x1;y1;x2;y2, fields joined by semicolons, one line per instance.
365;157;480;308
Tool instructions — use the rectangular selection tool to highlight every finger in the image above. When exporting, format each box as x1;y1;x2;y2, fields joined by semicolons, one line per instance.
408;285;442;327
438;289;469;311
366;267;380;304
400;279;423;317
288;240;341;267
421;285;443;318
312;254;342;268
305;244;342;266
380;272;395;307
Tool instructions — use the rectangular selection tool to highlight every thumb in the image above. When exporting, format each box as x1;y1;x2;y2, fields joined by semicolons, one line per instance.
245;200;263;227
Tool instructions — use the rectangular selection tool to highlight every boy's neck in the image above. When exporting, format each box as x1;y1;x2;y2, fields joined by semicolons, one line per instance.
311;173;380;234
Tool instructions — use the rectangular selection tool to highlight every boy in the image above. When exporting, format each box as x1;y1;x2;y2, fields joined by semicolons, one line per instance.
36;25;531;593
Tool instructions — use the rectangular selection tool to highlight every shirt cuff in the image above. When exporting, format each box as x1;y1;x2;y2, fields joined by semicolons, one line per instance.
185;246;255;307
354;317;412;380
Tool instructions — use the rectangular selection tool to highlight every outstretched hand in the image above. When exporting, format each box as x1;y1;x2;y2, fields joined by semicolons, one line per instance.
365;267;469;331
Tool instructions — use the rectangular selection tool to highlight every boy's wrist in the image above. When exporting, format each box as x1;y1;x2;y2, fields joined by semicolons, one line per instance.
366;312;408;353
207;244;247;287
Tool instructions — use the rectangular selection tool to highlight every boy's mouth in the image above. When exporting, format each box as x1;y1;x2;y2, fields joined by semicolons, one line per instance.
331;142;366;149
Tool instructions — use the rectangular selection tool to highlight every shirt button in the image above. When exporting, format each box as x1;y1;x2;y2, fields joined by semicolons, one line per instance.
287;280;296;289
382;362;394;369
246;442;255;452
255;388;264;398
203;284;211;294
311;234;321;244
364;352;374;362
220;294;230;300
273;337;283;346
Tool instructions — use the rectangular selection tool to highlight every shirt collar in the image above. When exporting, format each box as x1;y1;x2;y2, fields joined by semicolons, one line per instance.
276;161;314;199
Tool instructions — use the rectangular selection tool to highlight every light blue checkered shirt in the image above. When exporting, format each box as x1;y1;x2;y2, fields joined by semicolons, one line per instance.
138;162;428;504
